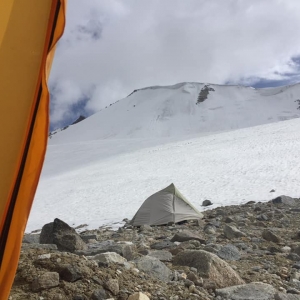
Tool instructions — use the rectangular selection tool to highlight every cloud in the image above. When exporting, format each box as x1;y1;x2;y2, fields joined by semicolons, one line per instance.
49;0;300;129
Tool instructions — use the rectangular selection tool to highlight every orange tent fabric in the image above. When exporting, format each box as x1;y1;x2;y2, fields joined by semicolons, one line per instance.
0;0;66;298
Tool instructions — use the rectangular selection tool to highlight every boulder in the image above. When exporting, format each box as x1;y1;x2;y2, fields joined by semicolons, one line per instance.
271;195;298;206
31;272;59;292
147;250;172;262
223;224;246;239
173;250;244;288
202;200;213;206
262;229;281;243
39;222;54;244
217;244;240;261
40;218;87;252
170;230;205;243
136;256;173;282
150;240;176;250
23;234;40;244
215;282;276;300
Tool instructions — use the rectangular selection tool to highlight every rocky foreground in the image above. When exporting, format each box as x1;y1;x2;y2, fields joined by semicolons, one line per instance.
10;195;300;300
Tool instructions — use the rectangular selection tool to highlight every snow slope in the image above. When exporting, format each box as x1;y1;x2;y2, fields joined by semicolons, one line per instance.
27;118;300;232
49;82;300;144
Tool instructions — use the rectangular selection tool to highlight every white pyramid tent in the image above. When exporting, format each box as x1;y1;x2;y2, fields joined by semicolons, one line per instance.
131;183;203;226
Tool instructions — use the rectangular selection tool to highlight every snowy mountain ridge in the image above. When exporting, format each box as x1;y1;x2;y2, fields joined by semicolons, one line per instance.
49;82;300;144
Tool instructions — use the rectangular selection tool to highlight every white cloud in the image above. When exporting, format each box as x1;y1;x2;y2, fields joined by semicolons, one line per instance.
49;0;300;128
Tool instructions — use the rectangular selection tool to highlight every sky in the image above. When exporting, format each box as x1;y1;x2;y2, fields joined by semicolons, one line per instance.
49;0;300;130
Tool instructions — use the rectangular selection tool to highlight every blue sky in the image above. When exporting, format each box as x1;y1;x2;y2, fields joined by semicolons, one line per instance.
49;0;300;131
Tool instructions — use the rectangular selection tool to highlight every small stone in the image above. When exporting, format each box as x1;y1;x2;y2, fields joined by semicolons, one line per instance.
73;296;85;300
275;292;300;299
223;224;246;239
32;272;59;292
270;189;276;193
217;244;240;261
224;217;235;223
171;230;205;243
204;224;216;235
262;229;281;243
59;265;82;282
91;288;107;300
89;252;127;264
288;253;300;261
128;292;150;300
37;253;51;260
139;225;153;232
104;279;119;295
282;246;291;253
150;240;176;250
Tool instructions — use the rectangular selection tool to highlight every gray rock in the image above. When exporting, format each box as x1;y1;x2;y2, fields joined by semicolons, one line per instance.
59;265;82;282
76;240;135;260
128;292;150;300
150;240;176;250
91;288;107;300
73;296;86;300
80;234;97;242
215;282;276;300
173;250;244;288
53;218;87;252
292;245;300;256
170;230;205;243
287;253;300;261
224;216;235;223
40;222;54;244
89;252;127;264
40;219;87;252
223;224;246;239
104;278;119;295
202;200;213;206
139;225;153;232
22;243;57;250
293;263;300;270
287;287;300;295
204;224;216;234
275;292;300;300
31;272;60;292
136;256;173;282
147;250;172;262
122;243;136;261
217;244;240;261
272;195;298;206
23;234;40;244
203;243;222;254
262;229;281;243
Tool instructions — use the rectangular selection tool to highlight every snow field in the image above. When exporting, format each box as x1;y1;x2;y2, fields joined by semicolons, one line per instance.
27;118;300;232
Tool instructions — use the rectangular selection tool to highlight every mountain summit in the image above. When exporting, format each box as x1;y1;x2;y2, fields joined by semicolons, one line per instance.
49;82;300;144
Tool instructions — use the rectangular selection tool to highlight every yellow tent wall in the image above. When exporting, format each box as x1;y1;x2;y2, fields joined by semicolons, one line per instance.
0;1;66;298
